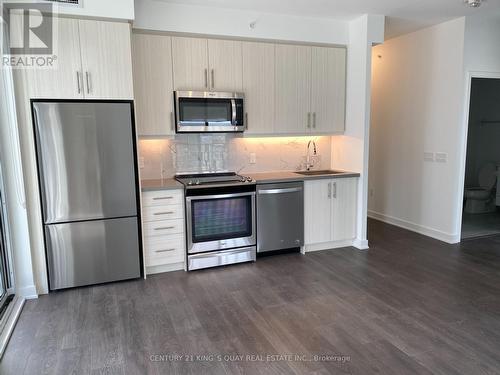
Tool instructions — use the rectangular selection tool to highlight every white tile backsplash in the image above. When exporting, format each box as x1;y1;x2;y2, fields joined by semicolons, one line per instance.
139;134;331;179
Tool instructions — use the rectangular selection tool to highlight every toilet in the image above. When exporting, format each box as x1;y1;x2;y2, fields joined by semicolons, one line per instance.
464;163;499;214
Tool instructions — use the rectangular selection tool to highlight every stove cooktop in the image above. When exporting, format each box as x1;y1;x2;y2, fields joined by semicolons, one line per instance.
175;172;254;187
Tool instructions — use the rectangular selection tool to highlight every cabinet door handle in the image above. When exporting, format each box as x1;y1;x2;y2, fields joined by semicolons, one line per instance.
155;248;176;253
333;182;337;199
76;71;81;94
153;211;174;216
204;69;208;88
154;226;175;231
153;196;173;200
245;112;248;130
170;111;174;131
211;69;215;89
328;182;332;199
313;112;316;128
85;71;91;94
307;112;311;128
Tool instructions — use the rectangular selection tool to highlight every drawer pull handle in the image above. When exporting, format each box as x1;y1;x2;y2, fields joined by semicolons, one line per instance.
153;211;174;215
153;196;173;200
155;248;176;253
154;226;175;231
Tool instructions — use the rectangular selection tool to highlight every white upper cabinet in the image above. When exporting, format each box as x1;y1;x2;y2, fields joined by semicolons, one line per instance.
28;18;82;99
274;44;312;134
132;34;174;136
79;20;134;99
172;37;242;92
242;42;275;134
310;47;346;134
132;34;347;136
172;37;209;91
27;18;133;100
208;39;243;91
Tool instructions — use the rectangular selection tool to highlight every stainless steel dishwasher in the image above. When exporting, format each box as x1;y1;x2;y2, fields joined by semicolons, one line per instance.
257;181;304;253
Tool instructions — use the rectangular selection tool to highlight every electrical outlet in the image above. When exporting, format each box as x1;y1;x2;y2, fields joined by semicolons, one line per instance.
139;157;145;169
249;153;257;164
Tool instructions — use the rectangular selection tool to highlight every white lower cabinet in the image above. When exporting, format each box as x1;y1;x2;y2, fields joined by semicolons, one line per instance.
142;189;185;274
304;177;358;250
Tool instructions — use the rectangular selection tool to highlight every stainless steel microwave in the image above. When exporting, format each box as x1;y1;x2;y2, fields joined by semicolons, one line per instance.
174;91;245;133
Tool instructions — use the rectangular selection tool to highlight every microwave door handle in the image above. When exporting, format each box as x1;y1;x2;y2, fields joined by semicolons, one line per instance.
231;99;236;125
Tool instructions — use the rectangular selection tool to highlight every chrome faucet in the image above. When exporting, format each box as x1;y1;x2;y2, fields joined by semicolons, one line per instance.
305;140;317;171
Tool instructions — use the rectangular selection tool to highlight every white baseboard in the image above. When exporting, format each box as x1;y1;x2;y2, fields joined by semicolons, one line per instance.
304;239;355;253
146;262;185;275
16;285;38;299
368;210;460;244
352;238;369;250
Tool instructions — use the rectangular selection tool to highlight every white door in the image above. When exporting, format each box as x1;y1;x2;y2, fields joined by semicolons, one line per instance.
172;37;209;91
304;179;332;245
331;178;358;241
79;20;134;99
207;39;243;91
132;34;175;136
27;18;83;99
242;42;275;134
274;44;312;134
310;47;347;134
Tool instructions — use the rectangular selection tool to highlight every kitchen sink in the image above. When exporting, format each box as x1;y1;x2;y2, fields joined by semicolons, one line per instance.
295;170;345;176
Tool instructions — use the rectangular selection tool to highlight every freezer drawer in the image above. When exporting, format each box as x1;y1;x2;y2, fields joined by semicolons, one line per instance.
45;217;141;290
257;182;304;253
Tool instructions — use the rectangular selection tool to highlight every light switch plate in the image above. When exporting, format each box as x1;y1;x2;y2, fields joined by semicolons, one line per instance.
424;152;434;162
139;157;145;169
435;152;448;163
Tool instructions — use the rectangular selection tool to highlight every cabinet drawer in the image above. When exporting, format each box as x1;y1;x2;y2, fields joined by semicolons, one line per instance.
143;219;184;237
142;190;183;207
142;204;183;222
144;235;185;267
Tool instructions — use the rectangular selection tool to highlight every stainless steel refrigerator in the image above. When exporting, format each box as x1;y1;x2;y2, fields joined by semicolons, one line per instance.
32;101;142;290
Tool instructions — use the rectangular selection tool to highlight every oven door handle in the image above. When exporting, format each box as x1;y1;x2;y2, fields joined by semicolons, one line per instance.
186;191;255;201
231;99;237;125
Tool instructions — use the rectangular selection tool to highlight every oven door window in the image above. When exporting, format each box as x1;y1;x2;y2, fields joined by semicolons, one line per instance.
179;98;233;126
191;196;252;243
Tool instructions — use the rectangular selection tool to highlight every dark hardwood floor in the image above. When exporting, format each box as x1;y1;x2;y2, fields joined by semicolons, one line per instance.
2;219;500;374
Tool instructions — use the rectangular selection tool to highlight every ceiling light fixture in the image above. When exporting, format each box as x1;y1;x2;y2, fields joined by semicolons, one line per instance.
464;0;483;8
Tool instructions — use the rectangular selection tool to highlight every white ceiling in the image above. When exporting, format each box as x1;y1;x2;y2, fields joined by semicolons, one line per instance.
156;0;500;39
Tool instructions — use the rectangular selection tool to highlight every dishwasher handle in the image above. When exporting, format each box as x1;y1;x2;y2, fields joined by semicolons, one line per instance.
258;187;302;195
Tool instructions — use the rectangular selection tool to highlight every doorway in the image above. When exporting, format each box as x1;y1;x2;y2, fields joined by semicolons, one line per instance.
462;77;500;239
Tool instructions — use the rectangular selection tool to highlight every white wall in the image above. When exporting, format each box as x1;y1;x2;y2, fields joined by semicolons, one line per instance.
464;15;500;73
134;0;348;45
451;15;500;236
5;0;134;20
332;14;384;249
0;53;37;299
369;18;466;243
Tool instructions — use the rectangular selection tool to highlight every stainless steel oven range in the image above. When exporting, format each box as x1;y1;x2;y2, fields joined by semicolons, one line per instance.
175;173;256;270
